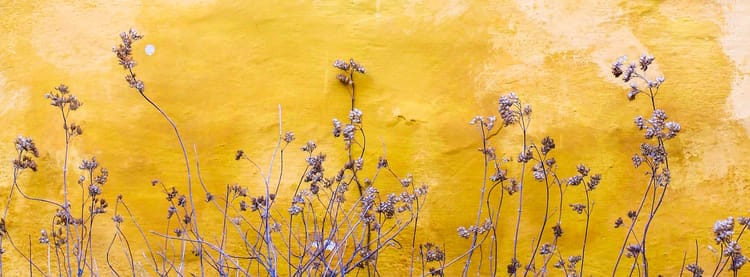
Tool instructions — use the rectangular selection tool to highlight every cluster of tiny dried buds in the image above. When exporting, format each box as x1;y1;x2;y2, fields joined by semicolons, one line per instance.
507;258;521;274
13;136;39;172
333;58;366;85
422;242;446;263
419;242;446;276
113;28;145;92
283;131;295;144
78;156;109;199
539;243;554;255
566;164;602;192
288;192;307;216
552;255;582;276
685;263;704;276
45;84;85;141
332;111;362;149
611;55;664;101
711;216;749;272
45;84;83;112
469;115;497;132
497;92;531;127
54;203;82;226
625;243;642;258
456;218;493;239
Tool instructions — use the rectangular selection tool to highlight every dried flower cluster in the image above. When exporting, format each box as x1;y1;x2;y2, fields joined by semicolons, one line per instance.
113;28;145;92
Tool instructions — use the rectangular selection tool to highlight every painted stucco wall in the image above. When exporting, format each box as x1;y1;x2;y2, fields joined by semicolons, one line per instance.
1;0;750;275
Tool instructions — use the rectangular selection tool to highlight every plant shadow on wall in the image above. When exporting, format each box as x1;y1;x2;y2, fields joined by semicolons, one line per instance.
0;28;748;277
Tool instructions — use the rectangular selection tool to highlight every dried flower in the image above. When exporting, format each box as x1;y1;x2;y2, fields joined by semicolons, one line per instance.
569;203;586;214
626;244;642;258
656;169;671;187
611;58;624;77
623;63;636;82
614;217;624;228
685;263;703;276
541;136;555;155
567;175;583;186
665;121;681;139
337;74;352;85
731;254;747;272
517;149;533;163
377;157;388;169
167;206;177;219
506;259;521;274
13;156;37;172
457;226;471;239
349;108;363;123
628;210;637;220
498;93;520;126
490;168;507;182
627;82;641;100
639;54;655;71
333;59;350;71
540;243;553;255
401;174;413;187
349;58;366;74
532;162;546;181
505;178;519;195
422;243;445;262
79;156;98;170
576;164;590;176
88;184;101;197
588;174;601;190
714;217;735;244
301;141;317;153
634;116;645;130
235;150;245;160
485;116;496;131
113;28;143;70
552;223;563;238
177;195;186;207
342;124;356;146
632;154;643;168
332;119;342;137
39;230;49;244
15;136;39;157
283;131;295;143
522;104;532;116
69;123;83;136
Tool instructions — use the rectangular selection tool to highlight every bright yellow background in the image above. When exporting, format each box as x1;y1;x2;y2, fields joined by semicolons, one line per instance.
1;0;750;275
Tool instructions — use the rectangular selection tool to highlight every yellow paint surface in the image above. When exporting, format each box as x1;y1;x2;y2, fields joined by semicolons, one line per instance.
1;0;750;275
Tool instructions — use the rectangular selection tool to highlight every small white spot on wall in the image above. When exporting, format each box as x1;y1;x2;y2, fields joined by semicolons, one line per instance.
145;44;155;56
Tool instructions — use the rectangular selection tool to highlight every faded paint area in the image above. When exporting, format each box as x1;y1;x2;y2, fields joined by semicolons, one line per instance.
1;1;749;275
719;0;750;134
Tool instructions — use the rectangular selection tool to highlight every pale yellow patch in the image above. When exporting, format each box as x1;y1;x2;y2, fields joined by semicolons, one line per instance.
718;0;750;133
31;0;140;72
510;0;658;79
403;0;468;25
0;73;30;116
159;0;215;6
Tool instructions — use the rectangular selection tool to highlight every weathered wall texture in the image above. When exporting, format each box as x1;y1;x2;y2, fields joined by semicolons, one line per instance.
1;0;749;275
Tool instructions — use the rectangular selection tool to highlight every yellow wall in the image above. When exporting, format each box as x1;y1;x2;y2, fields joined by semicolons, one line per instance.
1;0;750;275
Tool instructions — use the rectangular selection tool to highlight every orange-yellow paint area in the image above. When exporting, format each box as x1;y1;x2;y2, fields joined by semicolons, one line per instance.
1;0;749;275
